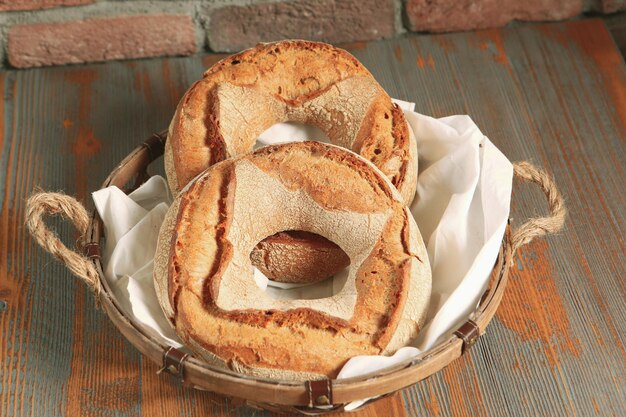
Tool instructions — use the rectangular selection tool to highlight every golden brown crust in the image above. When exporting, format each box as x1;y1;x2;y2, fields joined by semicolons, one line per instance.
249;142;395;213
390;103;413;195
167;39;416;200
202;40;371;102
166;39;418;284
155;142;431;380
354;211;412;350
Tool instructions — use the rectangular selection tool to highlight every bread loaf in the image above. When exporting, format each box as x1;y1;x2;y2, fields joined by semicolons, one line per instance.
154;142;431;380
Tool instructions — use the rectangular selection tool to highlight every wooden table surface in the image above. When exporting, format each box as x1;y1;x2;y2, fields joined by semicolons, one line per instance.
1;18;625;417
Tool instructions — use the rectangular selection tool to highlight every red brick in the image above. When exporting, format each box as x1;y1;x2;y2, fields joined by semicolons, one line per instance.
405;0;583;32
595;0;626;13
0;0;92;12
206;0;395;52
7;15;197;69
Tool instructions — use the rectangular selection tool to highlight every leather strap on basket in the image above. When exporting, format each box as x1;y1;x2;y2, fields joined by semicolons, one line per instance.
306;379;333;407
157;346;189;382
141;130;167;162
25;191;102;304
132;132;168;190
454;319;480;354
511;162;566;255
84;242;101;259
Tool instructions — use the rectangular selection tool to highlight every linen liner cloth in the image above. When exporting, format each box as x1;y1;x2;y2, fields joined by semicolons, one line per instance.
92;100;513;397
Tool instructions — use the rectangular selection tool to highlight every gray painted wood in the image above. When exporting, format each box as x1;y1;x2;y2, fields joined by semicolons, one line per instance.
1;18;624;417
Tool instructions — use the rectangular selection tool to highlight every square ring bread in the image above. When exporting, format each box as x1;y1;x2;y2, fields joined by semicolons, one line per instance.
154;142;431;380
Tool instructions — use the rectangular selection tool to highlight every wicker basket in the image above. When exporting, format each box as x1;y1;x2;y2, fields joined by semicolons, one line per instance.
26;131;565;414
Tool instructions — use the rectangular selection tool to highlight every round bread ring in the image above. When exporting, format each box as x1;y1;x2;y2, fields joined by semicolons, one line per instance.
165;40;417;284
154;142;431;380
165;40;417;202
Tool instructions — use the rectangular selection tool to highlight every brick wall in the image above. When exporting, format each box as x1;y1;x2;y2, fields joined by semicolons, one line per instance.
0;0;623;68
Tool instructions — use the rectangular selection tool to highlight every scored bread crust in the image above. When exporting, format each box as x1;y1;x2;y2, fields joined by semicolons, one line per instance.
154;142;431;380
166;40;416;202
165;39;418;283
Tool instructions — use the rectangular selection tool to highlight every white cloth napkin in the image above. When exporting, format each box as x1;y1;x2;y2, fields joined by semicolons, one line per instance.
93;177;182;347
93;101;513;406
336;102;513;410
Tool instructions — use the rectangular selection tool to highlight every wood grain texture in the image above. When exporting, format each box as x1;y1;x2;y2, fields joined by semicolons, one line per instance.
606;12;626;57
1;18;624;417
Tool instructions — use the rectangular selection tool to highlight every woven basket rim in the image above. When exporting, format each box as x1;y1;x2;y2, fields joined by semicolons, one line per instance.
85;131;514;411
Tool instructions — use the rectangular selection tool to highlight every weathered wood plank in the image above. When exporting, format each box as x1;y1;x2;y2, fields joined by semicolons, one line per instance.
371;19;625;417
1;18;624;417
606;12;626;58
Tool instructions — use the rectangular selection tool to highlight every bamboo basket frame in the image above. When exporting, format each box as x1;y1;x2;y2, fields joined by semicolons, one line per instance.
30;130;564;414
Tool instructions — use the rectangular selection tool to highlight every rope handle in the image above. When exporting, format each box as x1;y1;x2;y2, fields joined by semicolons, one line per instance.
25;191;101;303
510;161;566;255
